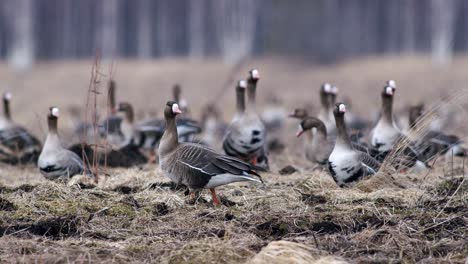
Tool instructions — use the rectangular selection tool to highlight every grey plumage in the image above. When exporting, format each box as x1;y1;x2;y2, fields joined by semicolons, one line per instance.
0;92;41;164
328;103;381;186
38;107;85;180
159;101;262;205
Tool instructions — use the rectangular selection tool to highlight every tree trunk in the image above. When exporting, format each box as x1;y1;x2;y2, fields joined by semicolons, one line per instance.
6;0;34;71
431;0;456;65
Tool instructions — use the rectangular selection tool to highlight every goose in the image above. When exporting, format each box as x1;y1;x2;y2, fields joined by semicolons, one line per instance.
159;101;263;205
408;104;466;160
318;83;335;134
0;92;41;164
370;85;428;170
371;85;404;153
296;116;376;166
328;103;381;186
38;107;86;180
223;76;268;170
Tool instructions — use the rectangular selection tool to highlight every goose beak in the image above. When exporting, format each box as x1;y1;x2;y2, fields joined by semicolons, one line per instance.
172;104;183;114
296;126;304;137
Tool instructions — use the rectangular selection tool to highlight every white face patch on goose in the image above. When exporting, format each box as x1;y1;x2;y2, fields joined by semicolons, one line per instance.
323;83;332;92
339;104;346;113
3;92;12;100
51;107;60;117
385;86;394;95
172;103;182;114
251;69;260;79
296;124;305;137
239;80;247;88
331;86;338;94
387;80;396;88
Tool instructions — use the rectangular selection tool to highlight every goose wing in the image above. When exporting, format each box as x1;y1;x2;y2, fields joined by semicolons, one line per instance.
174;143;262;188
39;150;84;179
358;152;381;175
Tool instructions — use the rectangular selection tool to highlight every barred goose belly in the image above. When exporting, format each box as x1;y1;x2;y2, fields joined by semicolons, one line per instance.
159;101;262;205
328;103;381;186
0;92;41;164
38;107;85;180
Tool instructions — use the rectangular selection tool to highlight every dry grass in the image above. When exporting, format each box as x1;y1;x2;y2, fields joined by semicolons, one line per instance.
0;56;467;263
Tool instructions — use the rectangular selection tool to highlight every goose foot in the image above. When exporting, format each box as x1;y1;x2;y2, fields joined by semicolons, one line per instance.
210;188;221;206
250;157;257;166
147;152;157;164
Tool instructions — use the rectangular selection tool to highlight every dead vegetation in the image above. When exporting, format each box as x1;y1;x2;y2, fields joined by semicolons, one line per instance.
0;56;467;263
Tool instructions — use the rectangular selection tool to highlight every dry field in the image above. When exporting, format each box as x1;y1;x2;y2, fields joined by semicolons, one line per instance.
0;56;467;263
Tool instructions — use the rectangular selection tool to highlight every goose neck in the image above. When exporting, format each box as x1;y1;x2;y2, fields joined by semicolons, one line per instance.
334;113;352;148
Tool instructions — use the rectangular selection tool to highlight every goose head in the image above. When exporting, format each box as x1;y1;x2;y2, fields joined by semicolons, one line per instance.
382;85;395;98
289;108;308;119
333;102;347;117
386;80;396;88
248;69;260;82
165;101;183;119
296;117;326;137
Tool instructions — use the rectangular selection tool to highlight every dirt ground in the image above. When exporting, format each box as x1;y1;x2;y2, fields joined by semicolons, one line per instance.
0;56;467;263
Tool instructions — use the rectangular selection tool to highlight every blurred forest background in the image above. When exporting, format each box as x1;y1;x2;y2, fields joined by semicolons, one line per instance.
0;0;465;71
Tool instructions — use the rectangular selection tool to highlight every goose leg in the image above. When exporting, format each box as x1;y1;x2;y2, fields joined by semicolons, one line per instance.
250;157;257;166
148;152;156;164
210;188;221;206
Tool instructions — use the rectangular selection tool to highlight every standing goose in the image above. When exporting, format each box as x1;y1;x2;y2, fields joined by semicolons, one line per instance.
0;92;41;164
328;103;381;186
370;85;427;169
159;101;262;205
371;85;402;153
38;107;85;180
